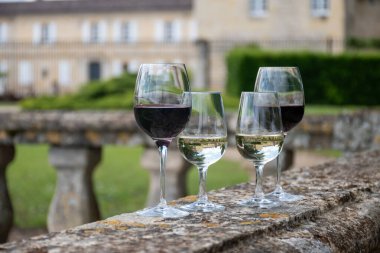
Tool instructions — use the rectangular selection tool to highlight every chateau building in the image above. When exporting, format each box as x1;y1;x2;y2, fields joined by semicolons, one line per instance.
0;0;379;95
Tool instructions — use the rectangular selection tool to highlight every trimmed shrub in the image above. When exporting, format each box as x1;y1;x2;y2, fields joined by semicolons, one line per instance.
226;48;380;105
21;73;136;110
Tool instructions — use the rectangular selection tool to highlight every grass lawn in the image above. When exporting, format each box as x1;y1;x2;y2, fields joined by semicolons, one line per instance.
7;145;248;228
304;105;364;115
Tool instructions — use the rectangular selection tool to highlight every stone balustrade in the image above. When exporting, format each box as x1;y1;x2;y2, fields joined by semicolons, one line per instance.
0;109;379;244
1;150;380;252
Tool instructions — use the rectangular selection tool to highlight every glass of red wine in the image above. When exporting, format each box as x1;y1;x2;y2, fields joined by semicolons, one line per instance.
254;67;305;202
134;63;192;218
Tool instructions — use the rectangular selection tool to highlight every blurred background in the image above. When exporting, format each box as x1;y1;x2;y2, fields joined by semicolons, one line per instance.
0;0;379;243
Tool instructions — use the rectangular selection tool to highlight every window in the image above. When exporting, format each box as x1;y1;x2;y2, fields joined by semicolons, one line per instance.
0;23;8;43
90;22;100;43
113;20;137;43
163;21;174;42
83;21;106;43
249;0;267;17
121;22;130;42
41;23;50;44
311;0;330;17
33;22;56;44
155;20;180;42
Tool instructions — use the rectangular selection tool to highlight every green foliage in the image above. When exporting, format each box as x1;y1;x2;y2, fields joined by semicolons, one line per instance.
21;73;136;110
222;94;240;111
347;37;380;49
226;48;380;105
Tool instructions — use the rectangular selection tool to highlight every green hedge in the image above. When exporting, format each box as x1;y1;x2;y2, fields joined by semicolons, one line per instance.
226;48;380;105
21;73;136;110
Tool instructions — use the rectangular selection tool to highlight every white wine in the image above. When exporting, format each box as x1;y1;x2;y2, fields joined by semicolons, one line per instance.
178;136;227;166
235;134;284;164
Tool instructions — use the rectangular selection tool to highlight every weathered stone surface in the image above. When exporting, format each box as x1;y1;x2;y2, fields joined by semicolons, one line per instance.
1;110;379;152
1;150;380;252
0;145;15;243
47;146;102;232
0;111;139;147
333;110;380;152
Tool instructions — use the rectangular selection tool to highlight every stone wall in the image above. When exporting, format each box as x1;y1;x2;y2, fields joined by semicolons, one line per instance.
1;150;380;252
0;109;379;244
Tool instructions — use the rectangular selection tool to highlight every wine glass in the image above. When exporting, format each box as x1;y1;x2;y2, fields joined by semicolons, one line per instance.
178;92;227;212
134;63;192;218
254;67;305;202
236;92;284;208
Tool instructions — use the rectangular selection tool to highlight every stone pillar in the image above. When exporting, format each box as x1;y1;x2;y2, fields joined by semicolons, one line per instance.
193;39;210;89
141;148;191;207
0;145;15;243
48;146;101;232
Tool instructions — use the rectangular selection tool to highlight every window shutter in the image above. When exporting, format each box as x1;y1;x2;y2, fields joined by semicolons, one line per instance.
18;61;33;86
99;20;107;42
0;61;8;91
127;60;139;73
82;21;90;43
112;60;123;76
173;20;182;42
112;20;121;42
33;23;41;44
155;20;164;42
59;60;71;86
49;23;57;43
188;20;198;41
0;23;9;43
130;21;138;42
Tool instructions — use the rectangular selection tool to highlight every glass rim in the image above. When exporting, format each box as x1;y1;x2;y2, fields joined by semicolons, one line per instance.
186;91;221;94
240;91;278;95
139;63;186;67
258;66;299;70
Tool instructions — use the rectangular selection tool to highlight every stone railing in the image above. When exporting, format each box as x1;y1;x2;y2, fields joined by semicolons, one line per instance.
1;150;380;252
0;110;192;243
1;110;380;244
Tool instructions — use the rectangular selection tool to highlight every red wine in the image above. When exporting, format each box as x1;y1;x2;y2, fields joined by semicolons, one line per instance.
134;104;191;143
280;105;304;132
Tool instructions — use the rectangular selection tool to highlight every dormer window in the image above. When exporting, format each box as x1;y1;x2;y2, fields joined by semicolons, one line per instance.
311;0;330;18
249;0;267;17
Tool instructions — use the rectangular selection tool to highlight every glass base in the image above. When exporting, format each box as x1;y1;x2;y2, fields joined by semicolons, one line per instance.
136;204;190;218
267;190;304;202
180;200;225;213
239;197;281;209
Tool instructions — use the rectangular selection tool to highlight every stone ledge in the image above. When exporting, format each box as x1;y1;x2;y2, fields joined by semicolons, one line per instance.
1;150;380;253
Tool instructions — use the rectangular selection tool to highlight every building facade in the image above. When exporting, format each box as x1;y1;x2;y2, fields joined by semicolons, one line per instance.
0;0;379;96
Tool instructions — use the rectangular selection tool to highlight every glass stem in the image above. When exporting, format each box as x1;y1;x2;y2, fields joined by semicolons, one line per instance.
274;133;287;193
158;145;168;206
274;157;283;193
254;163;265;199
197;166;208;203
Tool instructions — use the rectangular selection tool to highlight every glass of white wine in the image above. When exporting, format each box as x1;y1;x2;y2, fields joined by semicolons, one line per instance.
236;92;284;208
178;92;227;212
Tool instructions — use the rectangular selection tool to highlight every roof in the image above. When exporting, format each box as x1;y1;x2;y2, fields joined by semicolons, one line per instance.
0;0;192;15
